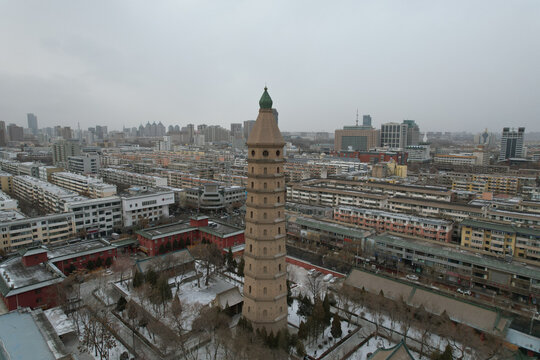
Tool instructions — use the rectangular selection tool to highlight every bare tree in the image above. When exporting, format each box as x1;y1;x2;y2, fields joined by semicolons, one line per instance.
112;254;133;286
126;301;139;352
306;273;324;301
79;309;117;360
191;243;223;286
170;295;185;335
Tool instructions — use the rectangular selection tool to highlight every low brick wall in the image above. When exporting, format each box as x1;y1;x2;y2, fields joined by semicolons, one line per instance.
286;256;346;278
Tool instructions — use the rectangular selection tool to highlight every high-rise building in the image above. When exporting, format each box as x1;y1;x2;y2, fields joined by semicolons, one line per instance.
243;120;256;140
272;108;279;125
27;113;38;134
51;140;81;165
0;121;6;147
402;120;420;146
7;124;24;142
231;123;243;136
334;122;379;151
61;127;72;140
499;127;525;161
363;115;372;127
95;125;108;140
380;122;408;149
242;88;287;332
474;129;495;147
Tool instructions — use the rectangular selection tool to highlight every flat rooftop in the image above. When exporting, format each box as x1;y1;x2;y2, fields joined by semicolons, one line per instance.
0;209;26;222
47;239;115;262
200;220;244;237
0;257;64;297
0;311;57;360
373;233;540;280
137;222;195;239
337;205;452;226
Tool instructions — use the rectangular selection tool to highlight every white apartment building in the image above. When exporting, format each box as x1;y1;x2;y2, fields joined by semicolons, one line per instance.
64;196;122;238
381;122;408;149
10;175;122;239
99;168;167;187
120;188;174;227
51;172;117;198
185;184;246;210
406;144;431;162
12;175;81;213
68;153;100;174
0;191;18;211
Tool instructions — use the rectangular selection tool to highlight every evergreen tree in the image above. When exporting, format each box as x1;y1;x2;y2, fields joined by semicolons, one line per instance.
237;257;245;277
296;341;306;357
116;296;127;312
95;257;103;268
155;276;172;303
132;270;144;288
105;257;112;267
431;344;453;360
226;247;236;273
277;328;289;352
312;300;326;337
86;260;95;270
286;280;293;306
298;321;308;340
297;294;313;317
158;244;166;254
330;313;342;338
323;292;331;325
145;268;158;285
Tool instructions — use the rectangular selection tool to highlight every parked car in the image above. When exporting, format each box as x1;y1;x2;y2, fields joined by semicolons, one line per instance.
322;273;333;282
406;274;419;281
457;288;472;296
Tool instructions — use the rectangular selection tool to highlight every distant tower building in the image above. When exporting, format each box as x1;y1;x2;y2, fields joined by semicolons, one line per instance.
380;122;408;149
243;120;256;140
242;87;287;332
474;128;495;147
272;108;279;125
334;113;379;151
499;127;525;161
52;140;81;165
230;123;243;140
7;124;24;142
27;113;38;134
362;115;372;127
402;120;420;146
0;121;6;146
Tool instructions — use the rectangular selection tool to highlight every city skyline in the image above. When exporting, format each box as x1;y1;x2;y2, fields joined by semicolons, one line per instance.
1;1;539;132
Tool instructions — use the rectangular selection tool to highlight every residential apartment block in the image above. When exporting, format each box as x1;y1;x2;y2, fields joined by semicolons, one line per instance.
120;187;174;227
185;183;246;210
334;206;453;243
0;191;18;211
461;219;540;265
0;212;76;252
63;196;122;238
99;168;167;187
51;172;117;198
67;153;100;174
12;175;81;213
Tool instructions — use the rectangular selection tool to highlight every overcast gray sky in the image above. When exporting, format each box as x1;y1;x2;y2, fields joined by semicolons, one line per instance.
0;1;539;133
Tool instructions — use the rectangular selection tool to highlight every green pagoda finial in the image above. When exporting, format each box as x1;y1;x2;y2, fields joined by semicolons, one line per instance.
259;86;273;109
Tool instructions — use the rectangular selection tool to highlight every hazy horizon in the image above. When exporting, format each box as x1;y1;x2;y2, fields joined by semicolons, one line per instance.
1;1;539;133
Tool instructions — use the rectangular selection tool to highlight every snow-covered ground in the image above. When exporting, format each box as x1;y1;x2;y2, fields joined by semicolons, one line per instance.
304;320;351;358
